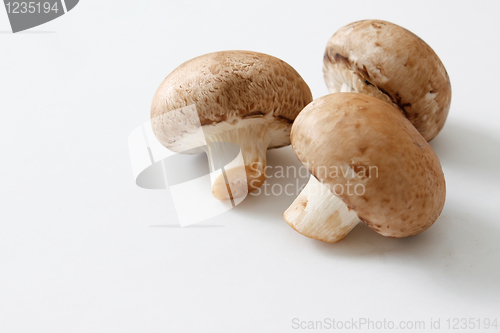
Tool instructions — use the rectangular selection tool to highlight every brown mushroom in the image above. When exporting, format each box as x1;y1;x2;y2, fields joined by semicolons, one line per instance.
283;93;446;242
323;19;451;141
151;50;312;200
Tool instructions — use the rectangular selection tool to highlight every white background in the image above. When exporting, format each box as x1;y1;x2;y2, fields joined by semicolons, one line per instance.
1;1;499;332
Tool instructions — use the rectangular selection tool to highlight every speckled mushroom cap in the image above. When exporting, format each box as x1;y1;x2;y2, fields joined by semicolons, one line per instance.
291;93;446;237
324;20;451;142
151;50;312;200
151;50;313;152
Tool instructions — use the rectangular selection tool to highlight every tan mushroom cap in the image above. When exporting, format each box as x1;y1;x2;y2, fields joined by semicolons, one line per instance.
151;50;312;200
324;20;451;141
291;93;446;238
152;50;312;130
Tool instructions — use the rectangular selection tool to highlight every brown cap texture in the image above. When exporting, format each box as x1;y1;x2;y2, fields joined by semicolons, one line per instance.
291;93;446;237
152;50;312;150
324;20;451;141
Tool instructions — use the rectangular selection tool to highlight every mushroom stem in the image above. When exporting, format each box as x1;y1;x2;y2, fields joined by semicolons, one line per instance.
283;175;360;243
204;118;271;200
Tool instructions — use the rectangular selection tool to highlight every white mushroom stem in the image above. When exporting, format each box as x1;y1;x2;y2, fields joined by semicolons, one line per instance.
283;175;360;243
203;117;275;200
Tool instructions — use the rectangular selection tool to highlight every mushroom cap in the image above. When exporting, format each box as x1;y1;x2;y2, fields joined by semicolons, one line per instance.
151;50;312;152
291;93;446;237
324;20;451;141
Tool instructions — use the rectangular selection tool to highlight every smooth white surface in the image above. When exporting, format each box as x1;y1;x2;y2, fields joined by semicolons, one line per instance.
1;1;499;332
